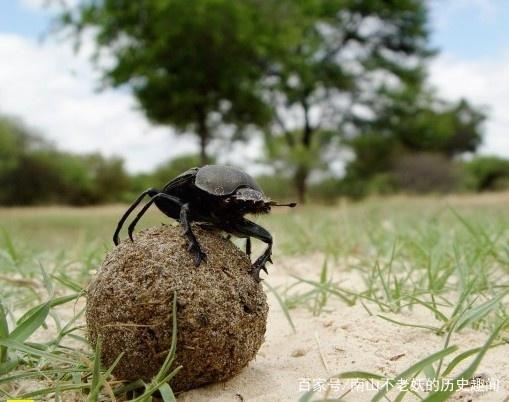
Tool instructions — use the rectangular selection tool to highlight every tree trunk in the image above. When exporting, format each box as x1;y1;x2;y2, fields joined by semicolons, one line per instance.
199;132;208;165
294;101;312;203
295;164;308;203
197;111;209;165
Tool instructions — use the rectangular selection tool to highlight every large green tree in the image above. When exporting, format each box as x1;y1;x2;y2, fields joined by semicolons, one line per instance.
264;0;432;202
59;0;293;164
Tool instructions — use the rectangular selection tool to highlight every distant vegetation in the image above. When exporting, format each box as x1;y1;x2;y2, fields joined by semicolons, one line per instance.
0;115;130;205
1;112;509;206
57;0;488;203
1;1;508;205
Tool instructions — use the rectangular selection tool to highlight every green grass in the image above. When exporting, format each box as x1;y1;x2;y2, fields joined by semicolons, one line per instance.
0;194;508;401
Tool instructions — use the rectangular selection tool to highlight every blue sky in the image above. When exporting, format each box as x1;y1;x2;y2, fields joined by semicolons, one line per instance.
1;1;47;37
3;0;506;62
0;0;508;171
429;0;509;59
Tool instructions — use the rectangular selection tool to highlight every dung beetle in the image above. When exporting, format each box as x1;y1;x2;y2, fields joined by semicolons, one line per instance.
113;165;296;281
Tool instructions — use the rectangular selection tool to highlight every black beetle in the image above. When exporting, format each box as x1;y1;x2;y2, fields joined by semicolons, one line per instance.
113;165;296;281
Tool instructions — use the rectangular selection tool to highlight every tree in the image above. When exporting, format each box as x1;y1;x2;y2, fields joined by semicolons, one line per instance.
341;83;486;196
465;156;509;192
356;86;485;157
0;113;131;205
59;0;292;164
347;84;486;180
264;0;432;202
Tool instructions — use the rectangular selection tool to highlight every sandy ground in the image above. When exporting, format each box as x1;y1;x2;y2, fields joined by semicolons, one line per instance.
11;253;509;402
178;255;509;402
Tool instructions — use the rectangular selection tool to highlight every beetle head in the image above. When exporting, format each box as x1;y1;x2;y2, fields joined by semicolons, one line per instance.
227;187;297;215
227;187;272;215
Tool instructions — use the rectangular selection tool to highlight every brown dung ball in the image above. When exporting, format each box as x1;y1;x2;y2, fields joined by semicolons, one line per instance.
86;224;268;393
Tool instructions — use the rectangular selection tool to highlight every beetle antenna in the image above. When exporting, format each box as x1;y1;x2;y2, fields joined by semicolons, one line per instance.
270;202;297;208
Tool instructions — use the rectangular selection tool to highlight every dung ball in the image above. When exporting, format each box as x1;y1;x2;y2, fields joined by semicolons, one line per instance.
86;224;268;393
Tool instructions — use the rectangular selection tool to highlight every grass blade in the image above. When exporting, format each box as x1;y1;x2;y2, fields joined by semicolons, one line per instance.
264;281;296;333
130;292;181;402
159;383;177;402
377;314;441;332
9;302;49;343
52;273;85;292
0;227;19;265
456;292;508;331
88;348;124;402
0;339;76;364
338;371;386;380
87;338;102;402
423;320;507;402
0;302;9;363
372;345;459;402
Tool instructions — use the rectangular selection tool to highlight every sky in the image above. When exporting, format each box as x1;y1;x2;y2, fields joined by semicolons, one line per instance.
0;0;508;172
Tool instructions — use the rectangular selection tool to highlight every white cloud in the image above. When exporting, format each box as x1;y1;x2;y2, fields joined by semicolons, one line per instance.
0;33;197;172
429;51;509;157
1;27;508;178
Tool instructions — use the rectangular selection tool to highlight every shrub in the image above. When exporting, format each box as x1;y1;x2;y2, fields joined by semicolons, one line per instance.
464;156;509;192
391;152;460;193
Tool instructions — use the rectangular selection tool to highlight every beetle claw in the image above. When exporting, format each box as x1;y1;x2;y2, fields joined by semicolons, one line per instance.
250;255;271;282
250;266;262;282
194;250;207;267
187;241;207;267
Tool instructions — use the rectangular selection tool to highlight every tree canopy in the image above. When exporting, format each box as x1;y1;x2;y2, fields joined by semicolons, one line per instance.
48;0;493;203
263;0;433;201
345;84;486;191
60;0;295;163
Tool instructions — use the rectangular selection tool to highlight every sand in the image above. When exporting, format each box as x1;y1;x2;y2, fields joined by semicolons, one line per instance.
177;254;509;402
19;253;509;401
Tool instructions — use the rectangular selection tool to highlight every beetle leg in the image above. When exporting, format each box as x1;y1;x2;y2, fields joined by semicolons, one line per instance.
230;219;272;282
180;203;207;267
113;188;159;245
127;193;183;242
196;222;217;231
246;238;251;258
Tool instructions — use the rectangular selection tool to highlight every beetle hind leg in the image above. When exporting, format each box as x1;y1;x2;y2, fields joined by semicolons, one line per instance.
113;188;158;245
127;192;183;242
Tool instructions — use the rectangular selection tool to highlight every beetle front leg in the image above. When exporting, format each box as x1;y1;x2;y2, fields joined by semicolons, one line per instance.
246;238;251;258
180;203;207;267
231;219;272;282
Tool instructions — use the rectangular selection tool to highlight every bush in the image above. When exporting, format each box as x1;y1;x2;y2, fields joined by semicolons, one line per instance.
0;114;131;205
464;156;509;192
391;152;460;193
